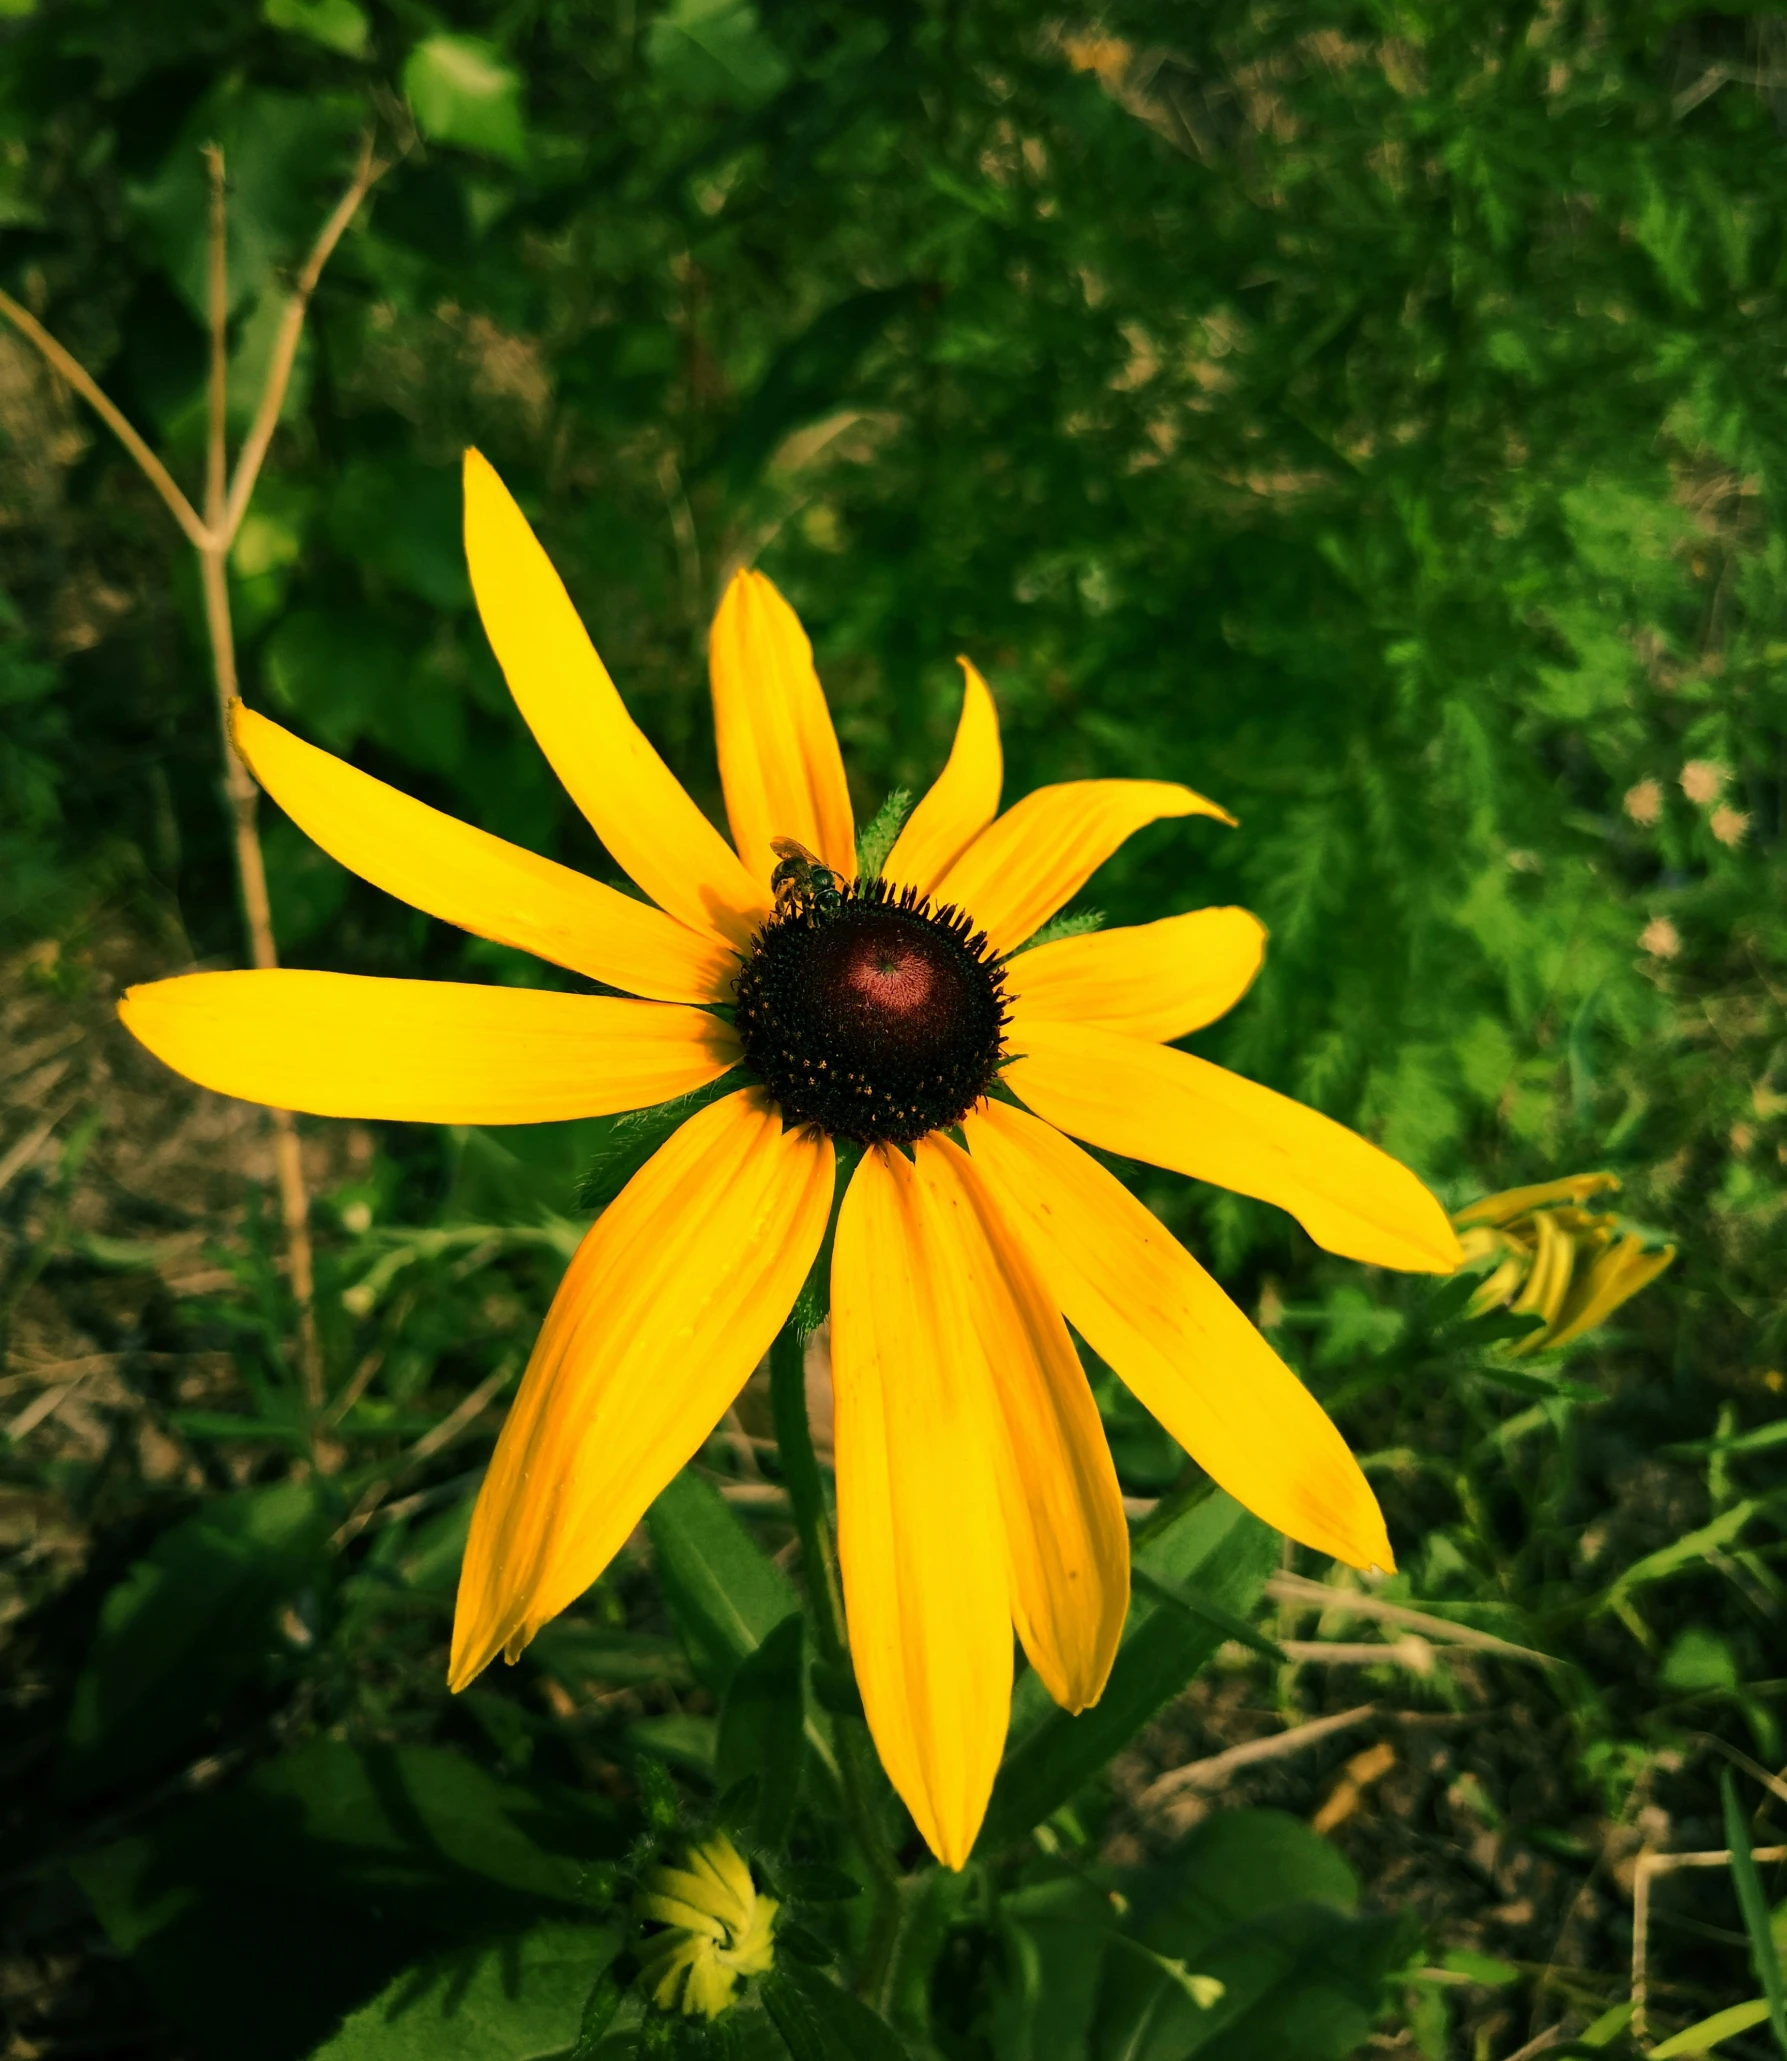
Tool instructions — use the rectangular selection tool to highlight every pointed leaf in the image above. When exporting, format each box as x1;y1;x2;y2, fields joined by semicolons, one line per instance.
716;1613;807;1848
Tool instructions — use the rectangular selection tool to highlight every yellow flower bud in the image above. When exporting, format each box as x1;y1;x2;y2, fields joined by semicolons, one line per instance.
635;1832;779;2019
1452;1174;1674;1354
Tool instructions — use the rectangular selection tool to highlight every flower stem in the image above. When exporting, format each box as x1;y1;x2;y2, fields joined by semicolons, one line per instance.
768;1326;846;1664
767;1322;902;1918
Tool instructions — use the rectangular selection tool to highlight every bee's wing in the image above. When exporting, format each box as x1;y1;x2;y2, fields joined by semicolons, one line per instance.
770;836;820;865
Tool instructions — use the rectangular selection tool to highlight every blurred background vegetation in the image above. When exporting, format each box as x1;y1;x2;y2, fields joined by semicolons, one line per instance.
3;1;1787;2055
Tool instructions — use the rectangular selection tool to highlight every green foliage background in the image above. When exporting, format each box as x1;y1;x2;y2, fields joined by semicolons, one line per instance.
3;1;1786;2056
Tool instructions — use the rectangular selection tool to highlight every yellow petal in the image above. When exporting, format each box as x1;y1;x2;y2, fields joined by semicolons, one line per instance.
119;970;738;1123
1546;1233;1675;1350
934;780;1235;956
638;1892;727;1943
962;1099;1392;1571
1510;1208;1577;1338
450;1091;831;1686
915;1134;1128;1713
1006;907;1267;1042
709;569;855;882
829;1145;1011;1868
884;658;1003;897
231;703;735;1004
462;450;769;947
1452;1172;1621;1229
1003;1021;1461;1274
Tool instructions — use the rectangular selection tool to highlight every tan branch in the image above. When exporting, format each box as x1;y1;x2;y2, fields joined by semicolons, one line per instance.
221;133;392;546
1136;1703;1379;1815
203;144;229;535
201;145;323;1413
1265;1570;1565;1669
0;288;214;551
1632;1845;1787;2038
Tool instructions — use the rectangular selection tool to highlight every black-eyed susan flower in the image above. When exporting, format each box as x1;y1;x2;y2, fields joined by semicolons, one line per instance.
1454;1174;1674;1353
635;1833;777;2019
119;450;1462;1868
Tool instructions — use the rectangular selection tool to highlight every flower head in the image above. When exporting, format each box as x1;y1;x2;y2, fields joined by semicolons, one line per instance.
1640;916;1681;960
636;1833;777;2019
117;450;1462;1868
1680;758;1727;805
1622;779;1662;827
1710;803;1750;848
1454;1174;1674;1353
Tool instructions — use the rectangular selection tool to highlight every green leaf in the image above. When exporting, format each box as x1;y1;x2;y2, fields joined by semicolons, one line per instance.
1095;1811;1404;2061
1102;1904;1407;2061
647;1471;804;1693
1604;1501;1758;1609
760;1963;908;2061
647;0;791;108
1661;1626;1741;1693
403;34;528;165
978;1494;1276;1851
650;1473;839;1788
529;1623;695;1691
576;1074;745;1212
1128;1566;1285;1664
1651;1999;1773;2059
569;1968;627;2060
1576;1999;1636;2048
1721;1769;1787;2057
305;1923;622;2059
773;1920;835;1967
716;1614;807;1848
718;287;921;487
126;87;363;320
809;1660;865;1719
74;1743;622;2061
781;1865;861;1904
60;1479;333;1799
854;789;913;881
1009;910;1105;954
626;1713;718;1778
985;1876;1113;2061
263;0;368;56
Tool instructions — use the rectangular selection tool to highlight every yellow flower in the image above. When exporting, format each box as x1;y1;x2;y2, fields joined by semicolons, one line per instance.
118;450;1461;1867
635;1833;777;2019
1453;1174;1674;1353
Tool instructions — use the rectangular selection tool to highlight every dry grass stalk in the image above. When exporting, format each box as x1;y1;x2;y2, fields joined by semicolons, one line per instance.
0;134;395;1427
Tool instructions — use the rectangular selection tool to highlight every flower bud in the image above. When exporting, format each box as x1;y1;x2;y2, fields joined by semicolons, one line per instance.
635;1832;778;2019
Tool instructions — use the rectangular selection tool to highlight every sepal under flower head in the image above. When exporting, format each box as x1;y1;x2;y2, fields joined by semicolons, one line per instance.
1453;1173;1674;1354
635;1833;778;2020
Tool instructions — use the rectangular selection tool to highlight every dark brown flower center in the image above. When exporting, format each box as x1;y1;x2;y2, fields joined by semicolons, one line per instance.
732;879;1008;1145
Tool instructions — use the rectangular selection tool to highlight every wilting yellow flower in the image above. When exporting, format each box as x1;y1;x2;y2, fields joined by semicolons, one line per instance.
1454;1174;1674;1353
118;451;1461;1866
636;1834;777;2018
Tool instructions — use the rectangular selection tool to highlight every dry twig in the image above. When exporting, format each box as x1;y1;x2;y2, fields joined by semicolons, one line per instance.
1266;1570;1564;1670
0;133;396;1426
1136;1702;1379;1815
1631;1844;1787;2037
